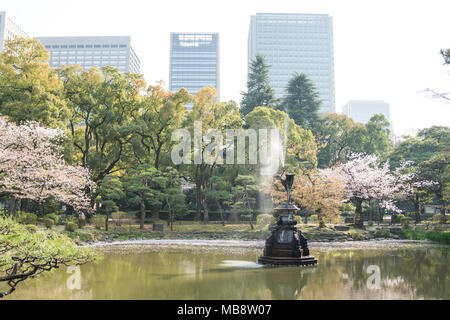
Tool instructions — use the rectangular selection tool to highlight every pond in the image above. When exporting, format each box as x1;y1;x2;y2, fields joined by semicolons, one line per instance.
4;240;449;300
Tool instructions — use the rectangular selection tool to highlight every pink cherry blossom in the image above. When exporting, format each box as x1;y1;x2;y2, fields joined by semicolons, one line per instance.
339;153;433;213
0;116;96;214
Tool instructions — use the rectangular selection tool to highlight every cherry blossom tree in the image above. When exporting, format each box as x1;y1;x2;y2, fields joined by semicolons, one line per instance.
0;116;95;215
340;153;432;228
271;168;346;228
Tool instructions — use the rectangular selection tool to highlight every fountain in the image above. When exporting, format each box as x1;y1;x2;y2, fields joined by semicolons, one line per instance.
258;173;318;266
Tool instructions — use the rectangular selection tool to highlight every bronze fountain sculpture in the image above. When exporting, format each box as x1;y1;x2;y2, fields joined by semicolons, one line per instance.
258;173;318;266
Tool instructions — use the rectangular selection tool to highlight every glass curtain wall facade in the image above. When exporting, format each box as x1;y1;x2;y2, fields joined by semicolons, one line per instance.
342;100;391;124
169;32;220;100
0;11;29;52
35;36;140;74
248;13;335;114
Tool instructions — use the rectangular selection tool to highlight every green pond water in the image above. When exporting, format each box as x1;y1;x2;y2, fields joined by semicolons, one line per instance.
4;240;449;300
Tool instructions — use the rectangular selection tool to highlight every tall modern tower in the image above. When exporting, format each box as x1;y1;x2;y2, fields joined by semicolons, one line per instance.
0;11;29;52
248;13;335;114
169;32;220;100
35;36;140;74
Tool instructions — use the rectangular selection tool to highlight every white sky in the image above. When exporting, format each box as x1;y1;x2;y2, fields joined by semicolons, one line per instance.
3;0;450;136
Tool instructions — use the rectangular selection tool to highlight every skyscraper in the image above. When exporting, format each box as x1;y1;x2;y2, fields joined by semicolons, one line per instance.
248;13;335;113
35;36;140;74
0;11;29;52
169;32;220;100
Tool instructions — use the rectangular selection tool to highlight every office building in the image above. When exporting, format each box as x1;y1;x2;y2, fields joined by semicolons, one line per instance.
248;13;335;113
342;100;393;135
35;36;140;74
342;100;391;124
169;32;220;100
0;11;29;52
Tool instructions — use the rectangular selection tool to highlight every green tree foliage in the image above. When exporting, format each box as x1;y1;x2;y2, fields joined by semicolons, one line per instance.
59;65;145;187
98;175;125;231
0;216;97;298
184;86;243;222
441;48;450;65
231;175;259;226
317;113;392;167
419;152;450;221
390;127;450;222
205;176;233;225
245;106;318;171
278;73;321;132
0;38;68;127
316;113;365;167
363;114;392;157
240;54;275;116
123;164;166;229
132;83;191;168
161;167;187;231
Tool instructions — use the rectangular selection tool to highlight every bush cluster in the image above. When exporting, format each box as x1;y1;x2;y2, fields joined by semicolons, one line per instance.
16;212;37;225
374;229;390;238
91;215;106;229
256;213;275;227
65;221;78;232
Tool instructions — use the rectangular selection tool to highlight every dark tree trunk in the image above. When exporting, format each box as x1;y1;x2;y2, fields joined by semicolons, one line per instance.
231;208;239;222
354;199;364;228
105;212;109;231
166;197;173;231
215;199;225;226
140;199;146;230
202;196;209;223
9;197;17;217
151;206;159;221
414;195;421;224
317;208;325;228
195;187;202;221
20;199;29;212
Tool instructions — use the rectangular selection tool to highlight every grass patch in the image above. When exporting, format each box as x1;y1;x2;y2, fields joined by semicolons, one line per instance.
398;229;450;245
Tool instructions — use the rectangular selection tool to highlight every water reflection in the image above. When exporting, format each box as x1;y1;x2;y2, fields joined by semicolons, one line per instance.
4;245;449;300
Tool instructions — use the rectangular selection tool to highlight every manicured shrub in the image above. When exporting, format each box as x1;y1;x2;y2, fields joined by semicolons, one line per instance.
348;230;365;240
256;214;275;227
26;224;38;233
42;217;54;229
399;229;450;245
295;216;302;225
432;214;447;224
58;215;77;225
65;221;78;232
111;211;126;220
77;218;87;229
310;214;318;224
16;212;37;225
400;216;413;229
374;229;390;238
45;213;59;224
91;215;106;230
395;213;405;224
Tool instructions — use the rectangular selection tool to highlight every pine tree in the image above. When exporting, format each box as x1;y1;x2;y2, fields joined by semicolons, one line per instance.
280;73;322;131
240;54;275;116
